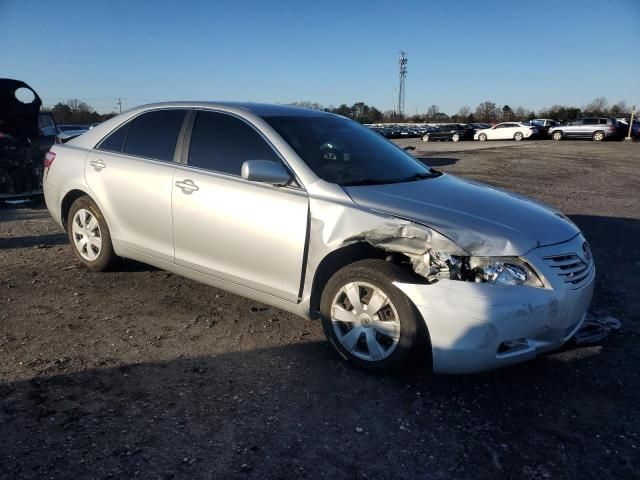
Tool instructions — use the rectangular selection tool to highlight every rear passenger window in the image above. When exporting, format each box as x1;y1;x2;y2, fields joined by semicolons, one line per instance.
599;119;608;124
188;111;280;176
98;123;129;153
122;110;186;161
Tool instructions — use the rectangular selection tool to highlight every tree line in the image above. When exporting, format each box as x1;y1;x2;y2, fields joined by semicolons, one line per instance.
43;97;631;126
42;100;117;124
290;97;631;124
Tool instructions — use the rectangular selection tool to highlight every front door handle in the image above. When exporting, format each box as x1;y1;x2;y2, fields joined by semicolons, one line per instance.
175;179;199;193
90;159;106;170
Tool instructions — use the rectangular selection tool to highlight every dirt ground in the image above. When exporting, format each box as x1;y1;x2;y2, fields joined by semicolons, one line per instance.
1;140;639;479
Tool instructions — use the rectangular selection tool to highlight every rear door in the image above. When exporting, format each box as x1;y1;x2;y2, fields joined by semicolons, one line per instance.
172;110;309;302
85;109;187;262
579;118;598;138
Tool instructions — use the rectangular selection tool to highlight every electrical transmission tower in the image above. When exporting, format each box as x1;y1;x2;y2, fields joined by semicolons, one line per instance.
397;51;407;118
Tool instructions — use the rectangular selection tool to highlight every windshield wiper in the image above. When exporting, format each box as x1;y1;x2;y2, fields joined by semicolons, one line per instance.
397;170;442;182
340;178;392;186
340;170;442;187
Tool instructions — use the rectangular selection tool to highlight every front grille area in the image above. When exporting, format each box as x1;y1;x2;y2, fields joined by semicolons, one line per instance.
543;251;594;289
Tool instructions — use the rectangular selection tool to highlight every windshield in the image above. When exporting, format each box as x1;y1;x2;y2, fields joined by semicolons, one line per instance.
264;115;431;186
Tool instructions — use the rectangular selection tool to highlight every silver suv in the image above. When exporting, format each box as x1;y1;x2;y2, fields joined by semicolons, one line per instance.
548;117;623;141
43;102;594;374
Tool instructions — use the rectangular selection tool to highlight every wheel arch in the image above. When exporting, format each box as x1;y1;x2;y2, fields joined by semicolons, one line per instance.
308;242;386;318
61;189;91;229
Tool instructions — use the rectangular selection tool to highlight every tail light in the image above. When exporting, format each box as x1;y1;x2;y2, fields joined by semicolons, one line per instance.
44;151;56;168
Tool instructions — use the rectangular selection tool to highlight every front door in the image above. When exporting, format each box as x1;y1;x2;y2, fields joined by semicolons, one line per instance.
172;110;309;302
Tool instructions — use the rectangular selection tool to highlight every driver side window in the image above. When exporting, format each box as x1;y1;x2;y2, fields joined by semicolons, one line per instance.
188;111;280;176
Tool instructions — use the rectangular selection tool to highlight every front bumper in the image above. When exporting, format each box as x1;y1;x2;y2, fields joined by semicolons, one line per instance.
395;235;595;373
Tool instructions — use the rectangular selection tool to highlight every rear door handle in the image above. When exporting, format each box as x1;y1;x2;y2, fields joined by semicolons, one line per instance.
175;179;199;193
90;159;106;170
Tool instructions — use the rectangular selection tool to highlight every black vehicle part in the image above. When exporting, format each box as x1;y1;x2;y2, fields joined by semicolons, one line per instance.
0;79;46;196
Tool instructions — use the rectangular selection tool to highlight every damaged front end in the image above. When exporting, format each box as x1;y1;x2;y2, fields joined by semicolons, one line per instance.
350;219;544;288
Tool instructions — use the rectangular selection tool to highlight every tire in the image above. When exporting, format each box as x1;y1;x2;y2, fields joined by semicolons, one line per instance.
552;131;563;141
67;196;117;271
478;133;487;142
320;259;427;371
451;133;460;142
422;134;430;142
592;131;605;141
513;132;524;141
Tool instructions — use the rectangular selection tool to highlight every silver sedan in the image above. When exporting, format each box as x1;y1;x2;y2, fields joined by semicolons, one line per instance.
43;102;594;373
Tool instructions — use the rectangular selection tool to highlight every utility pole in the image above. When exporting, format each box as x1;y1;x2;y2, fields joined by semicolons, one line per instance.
117;98;122;114
625;105;636;142
397;51;407;119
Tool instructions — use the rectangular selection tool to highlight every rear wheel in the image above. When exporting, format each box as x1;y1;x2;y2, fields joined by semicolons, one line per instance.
67;196;117;271
478;133;487;142
422;134;430;142
452;133;460;142
552;131;563;141
513;132;524;141
592;131;605;141
320;259;427;371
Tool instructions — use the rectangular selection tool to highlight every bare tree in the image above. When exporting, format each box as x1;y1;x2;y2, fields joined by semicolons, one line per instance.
457;105;471;119
426;105;440;121
583;97;608;116
288;101;324;110
475;101;498;123
610;100;628;116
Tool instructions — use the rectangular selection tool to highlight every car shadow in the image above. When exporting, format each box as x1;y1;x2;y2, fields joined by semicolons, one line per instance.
0;232;67;249
0;335;630;479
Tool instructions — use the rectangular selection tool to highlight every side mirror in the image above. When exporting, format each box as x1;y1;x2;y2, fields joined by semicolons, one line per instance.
241;160;292;186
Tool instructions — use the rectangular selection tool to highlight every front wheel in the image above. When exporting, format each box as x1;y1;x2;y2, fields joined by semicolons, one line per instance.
320;259;426;371
552;131;563;141
593;131;605;141
451;133;460;142
514;132;524;141
67;196;117;271
478;133;487;141
422;134;430;142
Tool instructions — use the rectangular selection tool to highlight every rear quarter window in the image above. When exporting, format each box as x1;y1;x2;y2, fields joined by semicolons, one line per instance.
97;123;129;153
123;110;186;162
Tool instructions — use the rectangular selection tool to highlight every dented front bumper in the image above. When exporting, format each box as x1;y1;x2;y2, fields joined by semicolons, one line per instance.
395;236;595;373
397;278;593;373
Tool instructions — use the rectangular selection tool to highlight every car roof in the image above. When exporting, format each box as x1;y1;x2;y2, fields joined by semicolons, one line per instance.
132;101;336;118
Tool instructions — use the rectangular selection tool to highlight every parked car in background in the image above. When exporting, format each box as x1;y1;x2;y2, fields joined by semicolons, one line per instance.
43;101;594;373
523;119;559;137
615;118;640;139
422;124;474;142
548;118;624;141
58;124;90;132
468;123;491;131
474;122;538;141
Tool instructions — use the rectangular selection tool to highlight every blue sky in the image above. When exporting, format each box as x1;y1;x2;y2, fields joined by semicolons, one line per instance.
2;0;639;114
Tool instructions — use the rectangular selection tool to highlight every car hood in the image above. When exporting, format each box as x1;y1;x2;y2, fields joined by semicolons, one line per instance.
343;174;580;256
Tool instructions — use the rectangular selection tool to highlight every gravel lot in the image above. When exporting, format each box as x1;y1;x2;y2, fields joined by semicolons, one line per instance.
1;140;639;479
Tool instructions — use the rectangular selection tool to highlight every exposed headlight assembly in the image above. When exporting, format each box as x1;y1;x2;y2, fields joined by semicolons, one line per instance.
409;251;544;288
469;257;544;288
